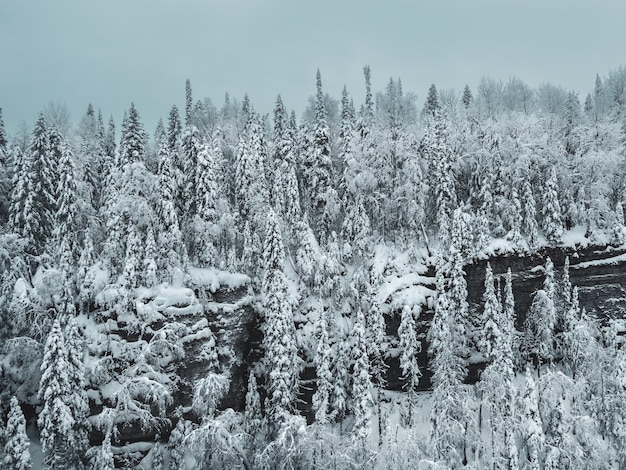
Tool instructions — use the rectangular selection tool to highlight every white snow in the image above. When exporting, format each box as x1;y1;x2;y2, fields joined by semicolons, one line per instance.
187;266;250;292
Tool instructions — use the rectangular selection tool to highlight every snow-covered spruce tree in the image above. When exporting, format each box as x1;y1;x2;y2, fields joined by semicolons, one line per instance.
542;168;564;244
38;317;80;468
63;315;90;467
53;137;79;279
341;193;371;260
422;83;440;118
351;308;374;445
181;125;202;217
448;235;471;363
122;223;142;291
428;254;468;468
479;262;502;362
312;308;333;425
191;142;220;266
167;104;182;154
236;117;269;230
3;396;32;470
89;431;114;470
245;371;266;451
462;85;473;108
185;78;193;127
15;113;57;255
261;209;300;429
519;368;544;470
143;225;158;287
301;70;339;244
398;305;421;426
423;111;456;246
77;229;96;314
522;173;539;249
8;144;34;241
331;332;351;432
156;140;186;280
118;103;145;167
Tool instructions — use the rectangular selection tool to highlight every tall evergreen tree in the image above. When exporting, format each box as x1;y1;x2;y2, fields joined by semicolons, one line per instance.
423;83;440;118
262;209;299;427
398;305;421;425
38;318;76;468
542;168;563;244
522;173;539;248
351;308;374;442
118;103;145;167
462;85;473;108
3;397;32;470
312;308;333;425
302;70;339;243
185;79;193;127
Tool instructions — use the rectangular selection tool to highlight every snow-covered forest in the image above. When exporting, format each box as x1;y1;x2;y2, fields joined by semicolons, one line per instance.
1;65;626;469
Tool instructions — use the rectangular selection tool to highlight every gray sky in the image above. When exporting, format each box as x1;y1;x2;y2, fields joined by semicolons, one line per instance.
1;0;625;137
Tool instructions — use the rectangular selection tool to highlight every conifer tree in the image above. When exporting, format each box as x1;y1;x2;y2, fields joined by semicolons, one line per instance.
156;141;186;279
8;145;33;240
143;226;158;287
423;83;440;118
341;193;371;259
312;308;333;425
331;333;351;429
479;263;502;362
63;315;90;468
185;79;193;127
522;174;539;249
90;431;114;470
122;223;142;290
462;85;473;108
77;230;96;314
53;138;79;277
542;168;563;244
398;305;421;425
351;308;374;442
3;397;32;470
38;318;75;468
191;143;220;266
244;371;265;445
302;70;338;243
118;103;145;167
167;104;182;155
262;209;299;427
520;369;544;470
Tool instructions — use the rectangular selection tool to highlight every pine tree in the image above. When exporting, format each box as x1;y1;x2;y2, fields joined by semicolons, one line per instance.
77;230;96;314
479;263;503;362
63;315;90;468
542;168;563;244
143;225;158;287
90;431;114;470
312;308;333;425
341;193;371;259
520;369;544;470
53;138;79;278
167;104;182;155
462;85;473;108
423;83;440;118
302;70;338;243
3;397;32;470
244;371;264;444
38;317;75;468
118;103;145;167
185;79;193;127
351;308;374;442
122;223;142;290
398;305;421;425
522;173;539;249
262;209;299;427
331;333;351;429
8;145;33;240
191;143;220;266
156;141;186;279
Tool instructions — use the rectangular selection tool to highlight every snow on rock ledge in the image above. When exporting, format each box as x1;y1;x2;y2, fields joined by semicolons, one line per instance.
187;267;250;293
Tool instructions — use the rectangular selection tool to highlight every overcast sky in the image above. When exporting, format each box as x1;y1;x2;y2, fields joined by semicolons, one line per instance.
1;0;625;136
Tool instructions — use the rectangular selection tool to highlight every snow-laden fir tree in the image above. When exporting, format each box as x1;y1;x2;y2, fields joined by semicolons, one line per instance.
301;70;339;244
38;317;78;468
244;371;265;449
122;223;142;291
331;332;351;431
185;79;193;127
8;144;34;242
53;137;79;278
77;229;96;314
522;173;539;249
351;308;374;443
143;225;158;287
191;143;220;266
118;103;145;167
423;83;440;118
89;431;114;470
3;396;32;470
312;307;333;425
181;125;202;216
236;117;269;229
519;368;544;470
479;262;502;362
63;315;90;468
462;85;473;108
429;254;468;468
261;209;299;428
167;104;182;155
542;168;563;244
156;140;186;279
341;193;371;260
398;305;421;426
